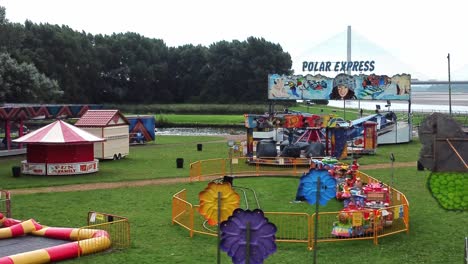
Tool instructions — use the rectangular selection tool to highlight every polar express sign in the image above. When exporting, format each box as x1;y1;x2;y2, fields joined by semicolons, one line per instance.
302;60;375;72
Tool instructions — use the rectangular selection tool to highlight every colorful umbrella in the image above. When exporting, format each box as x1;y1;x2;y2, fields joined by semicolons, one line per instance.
220;208;277;264
296;168;337;264
296;169;336;206
198;182;240;226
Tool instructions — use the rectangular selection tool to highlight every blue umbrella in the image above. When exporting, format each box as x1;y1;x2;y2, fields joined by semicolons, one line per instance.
297;169;336;206
296;168;336;264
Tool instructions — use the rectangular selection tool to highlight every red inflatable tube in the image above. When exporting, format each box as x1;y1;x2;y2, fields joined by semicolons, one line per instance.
0;214;111;264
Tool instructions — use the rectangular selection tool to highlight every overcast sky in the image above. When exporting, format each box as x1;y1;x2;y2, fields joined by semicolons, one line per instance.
2;0;467;80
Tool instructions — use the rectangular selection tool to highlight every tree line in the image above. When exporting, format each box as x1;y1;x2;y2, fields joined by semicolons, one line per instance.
0;6;293;104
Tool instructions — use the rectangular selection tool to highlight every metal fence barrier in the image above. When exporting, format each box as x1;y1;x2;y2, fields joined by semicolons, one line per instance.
0;190;11;218
465;237;468;264
177;164;410;250
85;211;131;250
172;189;195;237
189;157;310;182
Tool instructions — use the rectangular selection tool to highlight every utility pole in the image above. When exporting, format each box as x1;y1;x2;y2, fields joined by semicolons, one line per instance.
346;25;351;121
228;140;234;176
347;25;361;113
347;26;351;75
447;53;452;115
343;99;346;120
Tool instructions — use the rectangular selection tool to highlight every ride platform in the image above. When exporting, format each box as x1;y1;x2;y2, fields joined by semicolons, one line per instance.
248;156;312;166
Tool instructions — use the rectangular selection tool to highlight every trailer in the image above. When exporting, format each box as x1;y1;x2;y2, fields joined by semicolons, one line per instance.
126;115;156;144
75;110;130;160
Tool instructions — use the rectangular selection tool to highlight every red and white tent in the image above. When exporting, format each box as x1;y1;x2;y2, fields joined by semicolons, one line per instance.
13;120;105;175
13;120;104;144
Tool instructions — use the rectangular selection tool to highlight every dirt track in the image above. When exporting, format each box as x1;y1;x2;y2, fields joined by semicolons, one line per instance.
9;161;416;195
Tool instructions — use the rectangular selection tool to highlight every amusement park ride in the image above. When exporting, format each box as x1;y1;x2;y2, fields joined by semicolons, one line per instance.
0;104;103;156
242;71;413;164
244;110;379;164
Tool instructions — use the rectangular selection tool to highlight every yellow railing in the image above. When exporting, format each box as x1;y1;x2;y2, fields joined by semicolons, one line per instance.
176;162;410;250
310;209;377;248
76;226;112;257
172;189;195;237
172;193;409;249
308;204;410;249
264;212;310;246
0;190;11;218
189;157;310;182
85;211;131;250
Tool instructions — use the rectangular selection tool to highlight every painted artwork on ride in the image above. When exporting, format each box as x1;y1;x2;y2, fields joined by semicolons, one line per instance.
267;73;411;101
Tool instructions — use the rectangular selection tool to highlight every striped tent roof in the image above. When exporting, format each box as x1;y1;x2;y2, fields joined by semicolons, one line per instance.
12;120;105;144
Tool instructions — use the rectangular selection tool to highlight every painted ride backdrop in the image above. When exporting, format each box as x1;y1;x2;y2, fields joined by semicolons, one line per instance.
268;73;411;101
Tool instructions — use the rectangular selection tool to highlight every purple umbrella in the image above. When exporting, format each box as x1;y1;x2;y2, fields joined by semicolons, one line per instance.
220;208;277;264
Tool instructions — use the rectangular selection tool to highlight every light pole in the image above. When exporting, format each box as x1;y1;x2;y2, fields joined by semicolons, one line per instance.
343;99;346;120
390;153;395;203
447;53;452;116
228;140;234;176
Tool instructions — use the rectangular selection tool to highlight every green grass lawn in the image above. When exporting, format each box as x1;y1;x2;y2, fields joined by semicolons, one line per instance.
1;136;421;190
155;105;360;126
157;114;244;126
2;135;467;263
1;136;229;189
354;138;421;166
292;104;362;120
10;169;467;264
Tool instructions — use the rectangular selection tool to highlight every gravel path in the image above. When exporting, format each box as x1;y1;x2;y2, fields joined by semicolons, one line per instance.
9;161;416;195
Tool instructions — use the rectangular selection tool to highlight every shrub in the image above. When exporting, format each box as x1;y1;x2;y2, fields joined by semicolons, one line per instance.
428;172;468;211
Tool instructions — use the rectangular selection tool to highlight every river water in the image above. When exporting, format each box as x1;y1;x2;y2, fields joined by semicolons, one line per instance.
328;91;468;113
156;127;245;137
156;91;467;136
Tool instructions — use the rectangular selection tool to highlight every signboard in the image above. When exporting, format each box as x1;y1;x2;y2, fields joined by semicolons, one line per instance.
302;60;375;73
268;73;411;101
47;160;99;175
21;162;46;175
366;192;386;201
352;212;363;227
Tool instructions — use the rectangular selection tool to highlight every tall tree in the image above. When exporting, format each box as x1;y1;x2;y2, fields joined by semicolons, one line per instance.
168;44;209;103
203;38;292;103
0;52;62;103
0;7;26;54
0;6;6;24
0;5;293;104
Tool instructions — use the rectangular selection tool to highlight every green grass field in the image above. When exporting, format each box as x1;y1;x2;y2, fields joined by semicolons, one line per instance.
1;136;420;189
2;135;467;264
10;170;467;264
157;114;244;126
0;136;227;189
149;103;467;128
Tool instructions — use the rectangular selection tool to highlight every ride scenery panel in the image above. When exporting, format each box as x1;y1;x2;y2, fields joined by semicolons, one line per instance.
268;73;411;101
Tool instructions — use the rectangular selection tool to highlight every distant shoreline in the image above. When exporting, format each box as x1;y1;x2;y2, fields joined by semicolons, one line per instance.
411;91;468;107
328;91;468;112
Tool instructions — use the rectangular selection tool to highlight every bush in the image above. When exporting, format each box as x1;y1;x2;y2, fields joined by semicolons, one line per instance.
428;172;468;211
309;100;329;105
